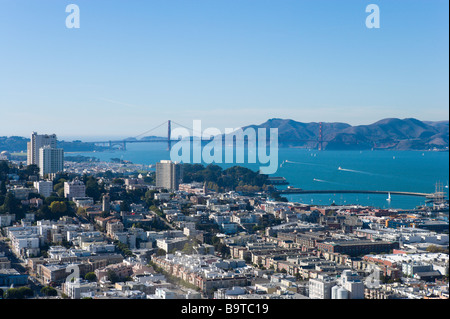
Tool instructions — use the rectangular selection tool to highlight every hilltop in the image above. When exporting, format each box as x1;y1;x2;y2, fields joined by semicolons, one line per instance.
242;118;449;150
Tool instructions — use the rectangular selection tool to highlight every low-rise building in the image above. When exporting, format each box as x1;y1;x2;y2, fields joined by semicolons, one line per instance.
309;275;336;299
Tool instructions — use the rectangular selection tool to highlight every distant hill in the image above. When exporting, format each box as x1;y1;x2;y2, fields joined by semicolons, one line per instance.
0;136;107;153
140;135;165;140
241;118;449;150
0;136;29;152
2;118;448;153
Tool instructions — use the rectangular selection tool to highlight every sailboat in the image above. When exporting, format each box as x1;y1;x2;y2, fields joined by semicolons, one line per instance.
386;192;391;202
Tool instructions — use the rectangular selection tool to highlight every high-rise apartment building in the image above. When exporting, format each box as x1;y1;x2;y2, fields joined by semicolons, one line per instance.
155;160;183;190
27;132;63;177
39;146;64;177
27;132;57;166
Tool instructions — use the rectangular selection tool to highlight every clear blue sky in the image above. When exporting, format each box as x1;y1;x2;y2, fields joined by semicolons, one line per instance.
0;0;448;140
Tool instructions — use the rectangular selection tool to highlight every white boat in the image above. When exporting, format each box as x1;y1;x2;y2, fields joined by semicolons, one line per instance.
386;192;391;201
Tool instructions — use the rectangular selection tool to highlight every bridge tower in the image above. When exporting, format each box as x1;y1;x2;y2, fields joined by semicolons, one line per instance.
167;120;171;150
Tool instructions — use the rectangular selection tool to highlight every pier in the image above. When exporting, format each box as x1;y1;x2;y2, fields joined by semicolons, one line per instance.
277;189;435;198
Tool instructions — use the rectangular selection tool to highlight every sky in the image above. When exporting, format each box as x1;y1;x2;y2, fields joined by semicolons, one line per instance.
0;0;448;140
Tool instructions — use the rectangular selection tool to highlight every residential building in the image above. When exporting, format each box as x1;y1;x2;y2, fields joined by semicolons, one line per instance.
309;275;336;299
106;221;124;237
63;279;99;299
0;214;15;227
27;132;57;166
156;237;189;253
0;269;28;286
73;197;94;208
34;180;53;198
11;186;38;200
39;146;64;177
64;180;86;200
95;262;134;282
316;240;399;257
155;160;183;190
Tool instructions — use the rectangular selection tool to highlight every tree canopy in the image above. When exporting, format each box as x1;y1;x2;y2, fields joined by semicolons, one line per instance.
182;164;272;193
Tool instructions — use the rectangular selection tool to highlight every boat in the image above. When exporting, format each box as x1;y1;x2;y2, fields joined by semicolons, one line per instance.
386;192;391;201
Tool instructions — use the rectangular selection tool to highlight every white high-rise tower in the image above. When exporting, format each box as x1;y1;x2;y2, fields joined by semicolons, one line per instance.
27;132;64;177
156;160;183;190
39;146;64;177
27;132;57;166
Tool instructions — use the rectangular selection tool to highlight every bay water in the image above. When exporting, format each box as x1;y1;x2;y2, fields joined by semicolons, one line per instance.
72;142;449;210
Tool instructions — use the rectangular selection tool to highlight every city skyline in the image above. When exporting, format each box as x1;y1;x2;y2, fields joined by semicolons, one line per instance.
0;0;448;140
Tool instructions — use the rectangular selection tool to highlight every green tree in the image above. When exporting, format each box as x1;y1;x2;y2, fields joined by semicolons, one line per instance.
84;272;97;282
182;242;195;254
107;270;120;284
53;179;67;197
1;192;24;218
85;176;104;202
41;286;58;297
0;160;10;178
0;180;7;195
50;201;67;215
113;178;125;185
24;164;40;177
156;248;166;256
120;200;130;212
4;287;33;299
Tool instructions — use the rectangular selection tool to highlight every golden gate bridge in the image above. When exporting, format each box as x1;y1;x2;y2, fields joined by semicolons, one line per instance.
90;120;325;151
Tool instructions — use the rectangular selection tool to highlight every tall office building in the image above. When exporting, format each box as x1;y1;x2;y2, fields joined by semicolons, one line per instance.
156;160;183;190
39;146;64;177
27;132;57;166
